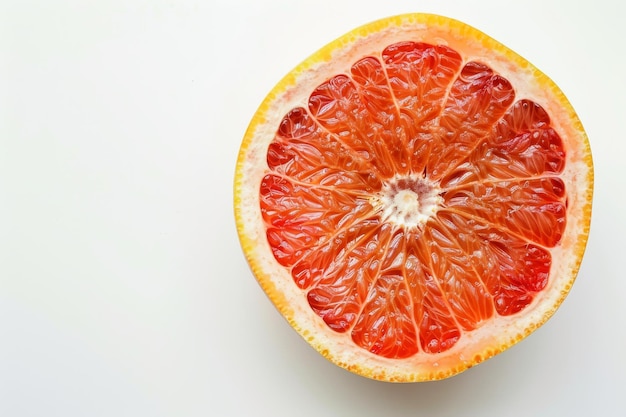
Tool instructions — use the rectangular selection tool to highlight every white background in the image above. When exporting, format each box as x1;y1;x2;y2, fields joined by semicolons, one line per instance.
1;0;624;416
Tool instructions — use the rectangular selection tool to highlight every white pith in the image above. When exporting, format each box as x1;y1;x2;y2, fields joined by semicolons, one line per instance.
374;175;443;229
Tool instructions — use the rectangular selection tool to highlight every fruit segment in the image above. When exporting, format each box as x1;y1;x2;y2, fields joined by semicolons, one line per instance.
426;61;515;180
382;42;462;175
444;178;566;247
259;41;567;359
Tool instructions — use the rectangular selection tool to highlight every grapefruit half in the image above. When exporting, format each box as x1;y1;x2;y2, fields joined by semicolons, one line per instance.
234;13;593;382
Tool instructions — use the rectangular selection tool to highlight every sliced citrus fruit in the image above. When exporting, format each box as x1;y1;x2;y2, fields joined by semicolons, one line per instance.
234;13;593;382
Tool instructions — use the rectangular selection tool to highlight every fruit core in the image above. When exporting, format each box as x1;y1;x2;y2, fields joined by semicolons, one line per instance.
374;176;442;229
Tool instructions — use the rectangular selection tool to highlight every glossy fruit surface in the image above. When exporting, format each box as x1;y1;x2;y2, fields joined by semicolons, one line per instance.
234;13;593;381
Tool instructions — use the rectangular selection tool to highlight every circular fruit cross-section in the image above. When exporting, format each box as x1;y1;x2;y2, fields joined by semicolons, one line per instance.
235;14;593;382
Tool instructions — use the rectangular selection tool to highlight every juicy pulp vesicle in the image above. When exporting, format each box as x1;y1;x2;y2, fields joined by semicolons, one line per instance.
259;41;567;359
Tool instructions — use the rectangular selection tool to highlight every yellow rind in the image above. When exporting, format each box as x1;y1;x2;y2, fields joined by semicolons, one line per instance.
233;13;593;382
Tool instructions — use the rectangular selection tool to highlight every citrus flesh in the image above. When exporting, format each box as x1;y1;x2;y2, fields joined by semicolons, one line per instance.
234;14;593;381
